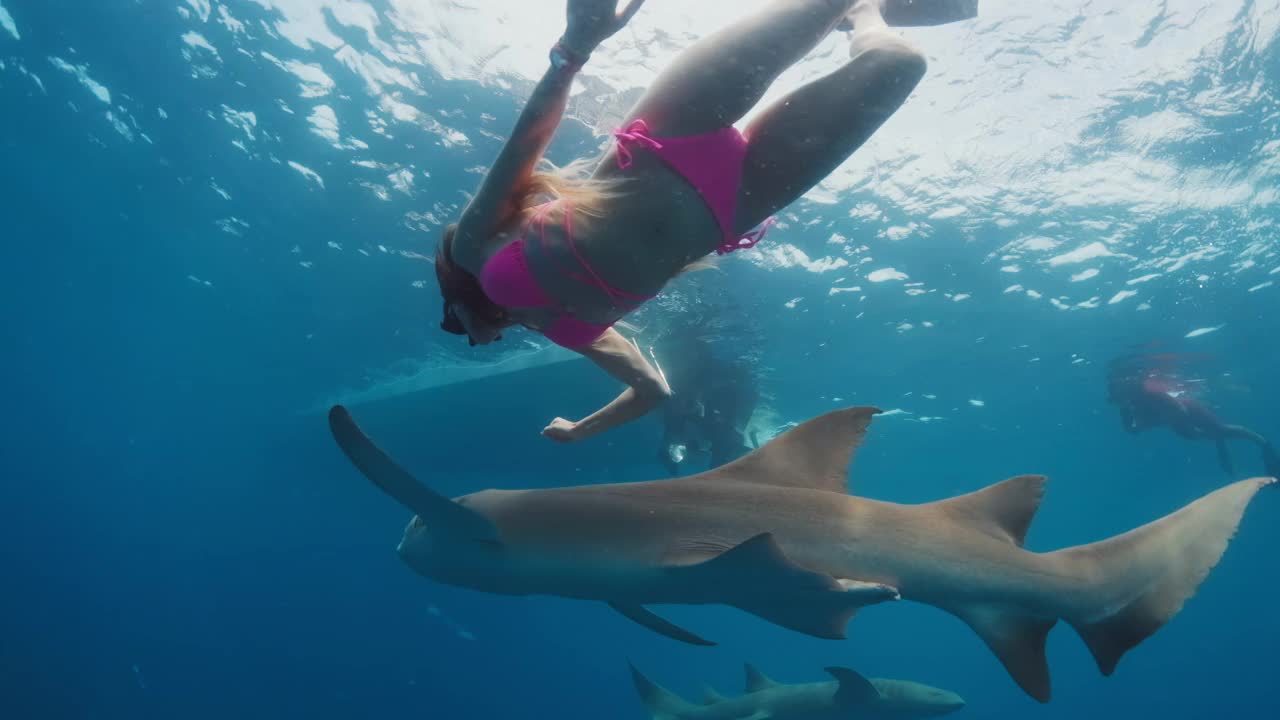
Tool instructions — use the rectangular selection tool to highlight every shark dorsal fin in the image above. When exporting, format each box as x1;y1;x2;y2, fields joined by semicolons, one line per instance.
701;685;726;704
931;475;1046;547
826;667;879;706
744;663;778;693
328;405;499;543
628;662;694;717
697;407;881;493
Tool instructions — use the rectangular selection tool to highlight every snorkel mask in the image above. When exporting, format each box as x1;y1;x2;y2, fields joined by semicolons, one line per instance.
440;300;502;346
435;226;505;346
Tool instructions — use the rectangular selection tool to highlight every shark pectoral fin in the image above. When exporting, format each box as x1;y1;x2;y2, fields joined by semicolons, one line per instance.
825;667;880;706
684;533;897;640
328;406;499;543
701;685;727;704
609;602;716;646
956;606;1056;703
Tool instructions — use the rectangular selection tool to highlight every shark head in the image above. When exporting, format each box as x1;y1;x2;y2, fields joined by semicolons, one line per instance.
867;679;966;717
396;514;434;565
395;509;504;586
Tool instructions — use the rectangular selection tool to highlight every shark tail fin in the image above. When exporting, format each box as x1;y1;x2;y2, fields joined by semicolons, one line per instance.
629;662;695;720
1056;477;1274;678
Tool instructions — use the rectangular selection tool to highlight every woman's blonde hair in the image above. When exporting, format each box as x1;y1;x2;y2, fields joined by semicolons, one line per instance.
510;156;623;223
435;156;622;330
516;157;718;275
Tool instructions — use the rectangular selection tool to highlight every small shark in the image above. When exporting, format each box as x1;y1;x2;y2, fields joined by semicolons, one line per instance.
630;661;965;720
328;404;1273;702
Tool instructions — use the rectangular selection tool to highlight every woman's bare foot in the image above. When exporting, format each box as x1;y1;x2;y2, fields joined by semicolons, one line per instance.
837;0;886;33
845;1;906;60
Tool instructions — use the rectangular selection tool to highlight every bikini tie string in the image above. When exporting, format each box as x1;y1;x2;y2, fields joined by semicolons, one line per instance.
612;119;775;255
612;119;664;170
718;216;777;255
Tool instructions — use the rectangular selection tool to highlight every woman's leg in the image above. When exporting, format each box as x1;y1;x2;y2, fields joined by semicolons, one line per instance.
1263;442;1280;478
621;0;857;137
1217;425;1280;476
1215;439;1236;476
736;2;927;227
1220;424;1268;445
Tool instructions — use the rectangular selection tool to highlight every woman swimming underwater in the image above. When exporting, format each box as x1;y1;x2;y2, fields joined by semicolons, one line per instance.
1107;353;1280;478
434;0;977;442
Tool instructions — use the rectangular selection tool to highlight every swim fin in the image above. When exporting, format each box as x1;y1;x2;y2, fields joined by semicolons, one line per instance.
841;0;979;29
1216;439;1235;476
1262;442;1280;479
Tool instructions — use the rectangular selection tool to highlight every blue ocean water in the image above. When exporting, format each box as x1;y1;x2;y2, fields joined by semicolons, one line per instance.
2;1;1277;718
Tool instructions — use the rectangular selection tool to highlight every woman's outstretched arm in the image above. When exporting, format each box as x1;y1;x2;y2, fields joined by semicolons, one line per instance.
542;327;670;442
455;1;646;258
455;62;576;247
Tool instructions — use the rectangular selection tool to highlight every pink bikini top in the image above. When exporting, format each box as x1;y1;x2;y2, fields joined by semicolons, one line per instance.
478;118;776;349
480;202;651;349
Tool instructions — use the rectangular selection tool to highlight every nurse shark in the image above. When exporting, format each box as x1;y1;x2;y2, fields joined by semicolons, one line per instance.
629;661;966;720
328;404;1272;702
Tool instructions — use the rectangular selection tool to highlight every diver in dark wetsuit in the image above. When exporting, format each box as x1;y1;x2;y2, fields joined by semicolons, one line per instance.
1107;354;1280;478
653;334;760;476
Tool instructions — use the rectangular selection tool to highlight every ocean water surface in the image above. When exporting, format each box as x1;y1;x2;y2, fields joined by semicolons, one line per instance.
2;1;1277;718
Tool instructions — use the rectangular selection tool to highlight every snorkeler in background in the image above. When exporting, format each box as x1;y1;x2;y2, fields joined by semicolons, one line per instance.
1107;352;1280;477
653;332;761;476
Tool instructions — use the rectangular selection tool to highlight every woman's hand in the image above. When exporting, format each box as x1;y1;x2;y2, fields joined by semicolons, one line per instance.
542;417;582;443
562;0;646;56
